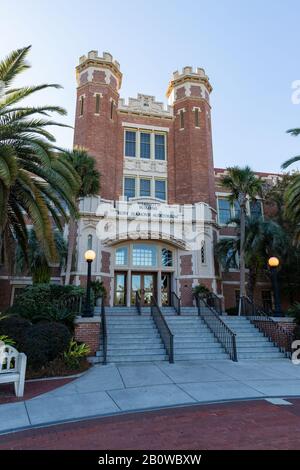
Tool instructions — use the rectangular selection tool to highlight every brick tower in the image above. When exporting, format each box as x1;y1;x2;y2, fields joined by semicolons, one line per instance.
74;51;123;200
166;67;216;208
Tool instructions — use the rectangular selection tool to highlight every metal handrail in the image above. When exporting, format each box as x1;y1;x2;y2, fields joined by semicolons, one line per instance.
240;296;293;357
135;291;141;315
151;297;174;363
171;291;181;315
101;296;107;365
204;292;223;316
195;294;238;361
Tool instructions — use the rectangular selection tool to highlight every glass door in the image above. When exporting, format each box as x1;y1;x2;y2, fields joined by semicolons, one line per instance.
161;273;171;306
131;273;156;306
114;272;127;306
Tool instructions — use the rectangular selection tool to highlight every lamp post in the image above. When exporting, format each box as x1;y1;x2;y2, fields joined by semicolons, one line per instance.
268;256;281;317
83;249;96;318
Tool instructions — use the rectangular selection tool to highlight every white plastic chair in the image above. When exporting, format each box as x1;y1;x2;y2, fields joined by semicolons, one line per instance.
0;344;27;397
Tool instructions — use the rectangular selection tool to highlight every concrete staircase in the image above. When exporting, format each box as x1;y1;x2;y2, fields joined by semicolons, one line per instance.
222;316;286;359
162;307;228;360
96;307;168;363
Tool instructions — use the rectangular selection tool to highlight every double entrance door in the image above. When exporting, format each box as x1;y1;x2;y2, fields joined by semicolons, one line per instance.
114;272;171;306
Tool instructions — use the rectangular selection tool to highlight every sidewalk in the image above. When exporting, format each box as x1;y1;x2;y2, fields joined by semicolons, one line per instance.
1;358;300;435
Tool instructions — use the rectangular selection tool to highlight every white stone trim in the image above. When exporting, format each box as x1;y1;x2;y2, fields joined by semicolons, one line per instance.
122;122;170;133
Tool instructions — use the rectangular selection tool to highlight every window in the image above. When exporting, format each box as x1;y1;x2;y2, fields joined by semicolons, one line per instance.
95;94;100;114
87;234;93;250
140;133;151;159
116;247;128;266
250;200;262;218
124;177;136;198
125;131;136;157
140;179;151;197
233;200;240;219
79;96;84;116
162;248;173;267
195;108;200;127
155;180;166;200
110;100;114;119
155;134;165;160
180;110;184;129
132;244;157;267
218;198;231;224
201;241;206;264
262;290;272;312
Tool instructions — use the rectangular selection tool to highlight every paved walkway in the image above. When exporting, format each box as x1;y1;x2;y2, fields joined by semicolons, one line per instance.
1;358;300;435
2;399;300;449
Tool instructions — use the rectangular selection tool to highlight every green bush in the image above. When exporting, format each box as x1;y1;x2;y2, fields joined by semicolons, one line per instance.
287;302;300;325
0;335;15;346
193;283;210;298
63;339;90;370
0;315;31;347
22;322;72;370
8;284;84;327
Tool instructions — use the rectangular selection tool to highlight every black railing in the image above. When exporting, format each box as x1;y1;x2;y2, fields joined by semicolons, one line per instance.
101;296;107;365
57;294;83;316
151;297;174;363
204;292;223;316
135;291;142;315
171;291;181;315
240;296;293;357
195;294;238;361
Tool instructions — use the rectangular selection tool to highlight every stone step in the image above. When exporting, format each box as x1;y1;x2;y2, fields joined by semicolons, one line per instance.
175;352;228;360
238;352;285;359
108;333;161;339
175;345;224;353
107;345;165;352
107;354;168;363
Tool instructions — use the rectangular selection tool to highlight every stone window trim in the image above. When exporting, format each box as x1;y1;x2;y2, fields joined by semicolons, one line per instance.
123;128;167;161
109;97;116;120
192;106;201;128
93;92;103;115
78;94;86;118
123;175;167;201
177;108;186;130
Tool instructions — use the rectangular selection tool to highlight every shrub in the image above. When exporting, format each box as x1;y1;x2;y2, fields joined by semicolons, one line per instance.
193;283;210;298
8;284;84;326
63;339;90;370
0;335;15;346
22;322;72;370
287;302;300;325
0;315;31;348
91;280;106;305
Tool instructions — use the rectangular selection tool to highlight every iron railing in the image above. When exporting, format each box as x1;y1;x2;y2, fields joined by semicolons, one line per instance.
195;294;238;361
151;297;174;363
135;291;142;315
57;294;83;316
204;292;223;316
171;291;181;315
101;296;107;365
240;296;293;357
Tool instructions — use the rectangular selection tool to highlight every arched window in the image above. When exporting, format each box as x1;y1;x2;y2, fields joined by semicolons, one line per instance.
161;248;173;267
87;234;93;250
201;241;206;264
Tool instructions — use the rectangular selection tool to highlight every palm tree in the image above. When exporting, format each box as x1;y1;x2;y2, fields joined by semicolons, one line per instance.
16;229;67;284
282;130;300;230
0;46;80;263
216;216;285;302
63;147;100;285
220;166;263;313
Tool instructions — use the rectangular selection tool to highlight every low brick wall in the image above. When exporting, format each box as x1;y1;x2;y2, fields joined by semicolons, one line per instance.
74;317;101;356
252;317;295;353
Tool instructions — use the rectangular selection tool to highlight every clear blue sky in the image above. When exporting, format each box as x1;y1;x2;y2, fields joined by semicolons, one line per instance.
2;0;300;172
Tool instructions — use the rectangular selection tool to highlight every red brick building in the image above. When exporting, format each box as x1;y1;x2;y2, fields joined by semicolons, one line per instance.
0;50;281;311
70;50;279;310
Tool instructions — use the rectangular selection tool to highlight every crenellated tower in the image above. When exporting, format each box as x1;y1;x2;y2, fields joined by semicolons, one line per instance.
167;66;216;208
74;51;122;200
